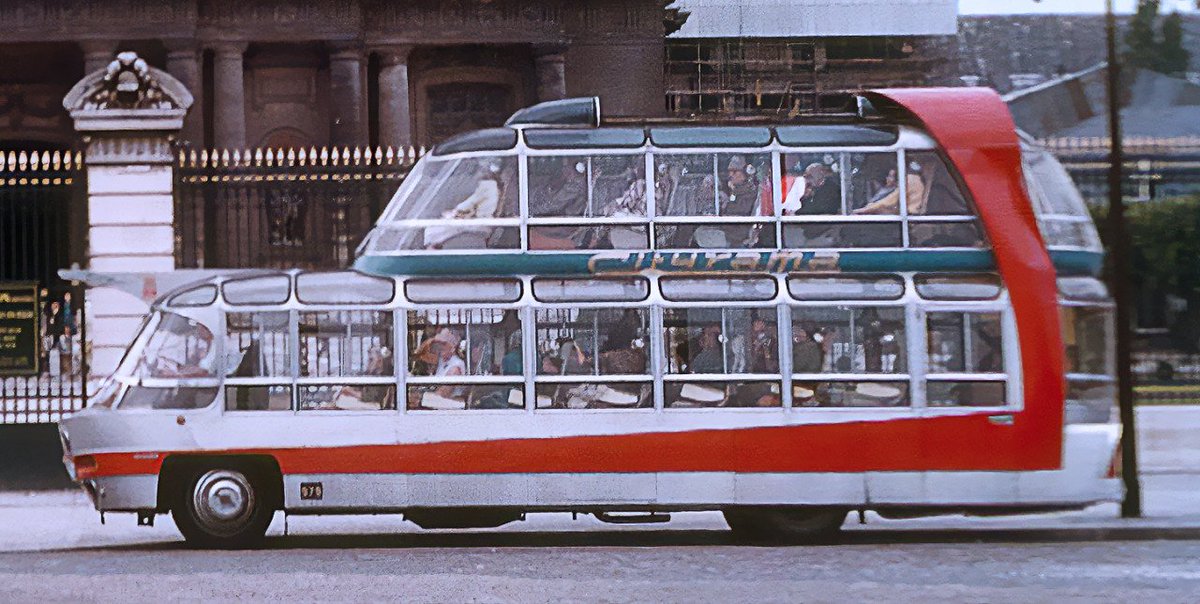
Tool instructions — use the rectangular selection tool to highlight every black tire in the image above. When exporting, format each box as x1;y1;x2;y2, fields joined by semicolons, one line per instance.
723;506;847;544
172;467;274;549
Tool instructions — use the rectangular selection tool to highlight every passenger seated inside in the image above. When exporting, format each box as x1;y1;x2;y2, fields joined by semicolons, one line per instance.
529;158;588;250
786;163;840;216
577;160;649;250
334;346;396;410
408;328;467;409
423;162;507;250
853;161;927;215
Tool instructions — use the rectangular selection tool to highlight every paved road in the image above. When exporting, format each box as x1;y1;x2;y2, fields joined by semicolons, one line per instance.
3;531;1199;602
2;473;1200;602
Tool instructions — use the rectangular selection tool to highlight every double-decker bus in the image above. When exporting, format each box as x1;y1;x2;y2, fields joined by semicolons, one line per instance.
59;89;1119;548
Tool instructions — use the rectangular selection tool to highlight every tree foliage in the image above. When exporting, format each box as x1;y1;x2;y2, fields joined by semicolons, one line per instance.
1124;0;1191;76
1094;195;1200;350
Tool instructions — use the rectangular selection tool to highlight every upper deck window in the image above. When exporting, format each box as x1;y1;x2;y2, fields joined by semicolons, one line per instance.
526;153;650;250
1020;141;1101;251
655;152;775;249
296;272;394;305
650;127;772;148
431;128;518;156
531;277;649;303
373;155;520;251
775;125;899;147
525;128;646;149
780;151;903;248
223;275;290;305
405;278;522;304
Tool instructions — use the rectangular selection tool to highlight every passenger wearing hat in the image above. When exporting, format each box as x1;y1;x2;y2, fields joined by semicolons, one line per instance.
795;162;841;215
423;162;508;249
413;328;466;379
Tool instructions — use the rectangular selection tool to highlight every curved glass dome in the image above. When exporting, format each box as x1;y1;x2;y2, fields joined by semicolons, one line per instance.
1019;139;1102;254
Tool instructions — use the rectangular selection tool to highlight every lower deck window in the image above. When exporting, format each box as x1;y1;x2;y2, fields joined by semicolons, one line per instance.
793;381;909;408
120;386;218;410
926;380;1006;407
407;383;524;411
926;311;1007;407
225;385;292;411
300;384;396;411
665;380;781;408
535;382;652;409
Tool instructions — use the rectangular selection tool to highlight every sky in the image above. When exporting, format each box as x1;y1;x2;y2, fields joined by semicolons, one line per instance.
959;0;1197;15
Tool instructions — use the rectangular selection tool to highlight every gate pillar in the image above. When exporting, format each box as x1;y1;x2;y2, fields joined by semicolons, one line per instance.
62;52;194;377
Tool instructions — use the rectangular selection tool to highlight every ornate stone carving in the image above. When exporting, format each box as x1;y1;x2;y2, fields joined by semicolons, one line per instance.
63;51;194;133
86;52;177;111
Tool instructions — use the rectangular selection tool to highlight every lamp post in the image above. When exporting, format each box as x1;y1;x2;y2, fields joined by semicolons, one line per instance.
1104;0;1142;518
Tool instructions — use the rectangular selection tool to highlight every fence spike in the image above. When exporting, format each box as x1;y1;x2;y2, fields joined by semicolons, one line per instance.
342;147;351;165
286;147;296;167
331;146;340;166
384;146;395;164
373;146;383;165
351;146;361;165
50;150;61;170
42;151;52;170
310;146;319;167
18;151;28;171
221;149;232;167
320;146;329;166
273;148;283;166
30;151;41;171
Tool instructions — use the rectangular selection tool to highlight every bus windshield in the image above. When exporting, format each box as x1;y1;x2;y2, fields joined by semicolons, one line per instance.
114;311;218;382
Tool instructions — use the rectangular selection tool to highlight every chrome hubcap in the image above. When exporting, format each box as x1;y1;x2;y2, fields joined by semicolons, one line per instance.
191;469;255;536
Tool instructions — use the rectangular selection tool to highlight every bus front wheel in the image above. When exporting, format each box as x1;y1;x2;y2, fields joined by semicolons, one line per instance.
722;506;847;544
173;468;273;548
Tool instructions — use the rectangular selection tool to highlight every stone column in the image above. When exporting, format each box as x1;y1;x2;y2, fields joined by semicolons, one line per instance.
212;42;248;149
78;40;119;75
328;42;366;147
63;52;194;376
164;40;204;147
376;45;414;148
533;43;568;102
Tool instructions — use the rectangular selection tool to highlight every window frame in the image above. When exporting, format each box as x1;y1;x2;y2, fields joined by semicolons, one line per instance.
368;125;991;256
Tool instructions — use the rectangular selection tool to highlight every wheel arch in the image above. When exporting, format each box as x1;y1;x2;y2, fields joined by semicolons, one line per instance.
156;454;284;513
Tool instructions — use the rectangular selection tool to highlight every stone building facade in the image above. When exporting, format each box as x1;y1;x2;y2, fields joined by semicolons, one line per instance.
0;0;668;152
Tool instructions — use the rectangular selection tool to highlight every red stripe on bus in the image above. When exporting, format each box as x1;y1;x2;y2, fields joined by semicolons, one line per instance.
78;411;1056;479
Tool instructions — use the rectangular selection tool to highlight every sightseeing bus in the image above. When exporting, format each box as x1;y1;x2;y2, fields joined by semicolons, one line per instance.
59;89;1119;548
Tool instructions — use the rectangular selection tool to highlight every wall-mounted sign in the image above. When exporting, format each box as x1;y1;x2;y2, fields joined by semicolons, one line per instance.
0;283;40;376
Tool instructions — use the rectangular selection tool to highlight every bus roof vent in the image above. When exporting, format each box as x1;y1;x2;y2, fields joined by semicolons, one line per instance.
505;97;600;128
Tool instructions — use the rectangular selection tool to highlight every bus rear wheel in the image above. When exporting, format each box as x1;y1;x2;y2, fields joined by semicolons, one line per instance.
722;507;847;544
172;468;273;549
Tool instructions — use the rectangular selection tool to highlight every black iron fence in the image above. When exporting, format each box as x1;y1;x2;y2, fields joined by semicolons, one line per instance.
174;146;421;270
1;150;89;423
1043;136;1200;206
